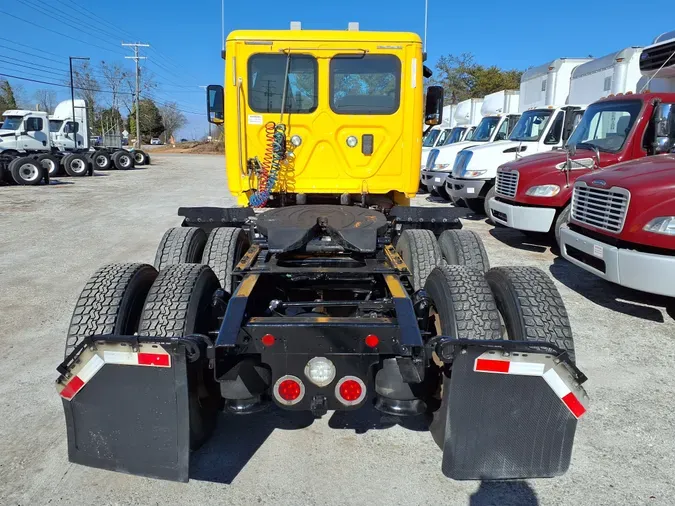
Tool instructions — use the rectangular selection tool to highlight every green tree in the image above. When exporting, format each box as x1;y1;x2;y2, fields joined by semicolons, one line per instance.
428;53;524;103
0;79;18;112
127;99;164;143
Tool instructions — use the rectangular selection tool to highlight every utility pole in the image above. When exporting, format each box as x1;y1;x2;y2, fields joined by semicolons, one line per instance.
122;42;149;148
69;56;89;133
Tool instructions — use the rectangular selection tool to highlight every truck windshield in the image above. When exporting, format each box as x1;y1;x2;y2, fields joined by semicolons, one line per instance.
472;117;500;142
423;128;441;147
509;110;553;142
445;127;466;144
436;128;451;145
49;120;64;133
1;116;22;130
567;100;642;153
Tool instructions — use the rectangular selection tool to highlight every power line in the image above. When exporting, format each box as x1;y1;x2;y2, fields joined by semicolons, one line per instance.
0;10;125;55
0;73;133;95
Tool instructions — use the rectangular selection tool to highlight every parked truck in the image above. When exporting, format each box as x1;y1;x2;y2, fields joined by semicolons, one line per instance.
55;26;587;483
421;89;520;199
489;47;645;244
559;33;675;296
444;58;592;216
421;97;483;195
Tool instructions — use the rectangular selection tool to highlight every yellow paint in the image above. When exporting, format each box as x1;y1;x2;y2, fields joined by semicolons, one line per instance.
222;30;424;205
235;274;259;297
384;274;407;298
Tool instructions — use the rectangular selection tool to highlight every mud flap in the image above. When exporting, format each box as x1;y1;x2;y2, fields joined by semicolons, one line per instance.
58;341;191;482
440;347;587;480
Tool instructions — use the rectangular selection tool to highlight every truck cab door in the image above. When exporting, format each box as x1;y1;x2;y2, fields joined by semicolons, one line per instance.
22;117;48;150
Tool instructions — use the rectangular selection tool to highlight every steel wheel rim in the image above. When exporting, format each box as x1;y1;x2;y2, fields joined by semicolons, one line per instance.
20;163;40;182
120;155;131;167
95;155;108;167
71;159;86;173
41;159;57;174
133;152;143;163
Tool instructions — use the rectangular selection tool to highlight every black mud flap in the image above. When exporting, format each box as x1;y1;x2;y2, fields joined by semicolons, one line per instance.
440;347;587;480
58;342;191;482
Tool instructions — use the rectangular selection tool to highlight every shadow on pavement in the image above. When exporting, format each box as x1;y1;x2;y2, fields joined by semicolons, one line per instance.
469;481;539;506
549;257;670;322
328;400;429;434
489;226;549;254
46;179;75;186
190;406;314;484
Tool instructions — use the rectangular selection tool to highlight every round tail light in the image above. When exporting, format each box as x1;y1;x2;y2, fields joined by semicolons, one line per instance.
273;375;305;405
364;334;379;348
335;376;367;406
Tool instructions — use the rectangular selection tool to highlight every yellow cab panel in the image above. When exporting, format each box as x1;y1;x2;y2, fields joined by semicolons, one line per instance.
223;29;424;206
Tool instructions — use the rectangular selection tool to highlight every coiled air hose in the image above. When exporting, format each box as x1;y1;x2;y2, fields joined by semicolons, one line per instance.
249;121;286;208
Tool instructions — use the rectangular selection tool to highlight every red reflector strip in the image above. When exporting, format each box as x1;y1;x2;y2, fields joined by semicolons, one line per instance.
60;375;84;400
138;353;170;367
562;392;586;419
475;358;510;373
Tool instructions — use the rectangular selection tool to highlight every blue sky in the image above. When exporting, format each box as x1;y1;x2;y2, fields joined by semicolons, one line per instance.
1;1;672;138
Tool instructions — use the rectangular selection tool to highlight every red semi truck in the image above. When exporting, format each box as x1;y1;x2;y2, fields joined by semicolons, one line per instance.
488;35;675;246
559;154;675;298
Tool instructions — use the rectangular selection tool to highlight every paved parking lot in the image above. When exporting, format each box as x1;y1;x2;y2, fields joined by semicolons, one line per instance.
1;154;673;505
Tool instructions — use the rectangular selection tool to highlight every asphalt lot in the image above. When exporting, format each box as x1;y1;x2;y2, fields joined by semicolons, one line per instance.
1;154;674;506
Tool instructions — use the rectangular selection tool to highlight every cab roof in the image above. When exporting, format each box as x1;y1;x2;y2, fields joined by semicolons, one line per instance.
227;30;422;45
596;92;675;103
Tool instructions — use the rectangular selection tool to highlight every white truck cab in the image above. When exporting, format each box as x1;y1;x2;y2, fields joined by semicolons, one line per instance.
420;97;482;195
0;109;50;154
49;99;90;152
421;90;520;199
443;58;592;214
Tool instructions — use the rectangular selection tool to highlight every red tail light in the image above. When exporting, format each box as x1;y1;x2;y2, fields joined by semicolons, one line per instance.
335;376;366;406
261;334;276;347
364;334;379;348
273;375;305;405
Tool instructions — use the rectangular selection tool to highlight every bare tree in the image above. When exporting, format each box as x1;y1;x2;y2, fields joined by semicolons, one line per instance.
121;67;157;116
34;89;57;114
159;102;187;143
99;61;130;134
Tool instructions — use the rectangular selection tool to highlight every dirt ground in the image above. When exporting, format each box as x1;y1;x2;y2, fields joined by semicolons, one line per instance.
0;154;673;506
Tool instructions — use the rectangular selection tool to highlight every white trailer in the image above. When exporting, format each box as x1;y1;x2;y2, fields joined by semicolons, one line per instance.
444;57;593;214
421;90;520;198
569;47;642;104
637;30;675;92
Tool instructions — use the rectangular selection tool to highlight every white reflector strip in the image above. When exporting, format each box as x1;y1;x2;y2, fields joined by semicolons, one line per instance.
77;354;105;382
509;362;546;376
542;368;571;398
103;350;137;365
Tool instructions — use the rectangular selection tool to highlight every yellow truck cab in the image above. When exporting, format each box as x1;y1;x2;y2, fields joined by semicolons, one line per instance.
211;27;425;207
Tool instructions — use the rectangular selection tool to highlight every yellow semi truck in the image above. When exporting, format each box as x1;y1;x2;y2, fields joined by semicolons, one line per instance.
55;26;587;483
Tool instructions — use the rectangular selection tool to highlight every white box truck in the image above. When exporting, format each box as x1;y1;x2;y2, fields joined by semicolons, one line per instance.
421;90;520;199
444;58;592;215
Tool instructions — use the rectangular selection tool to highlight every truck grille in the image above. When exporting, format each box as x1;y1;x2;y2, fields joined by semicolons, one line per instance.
495;170;518;198
640;40;675;72
571;184;630;233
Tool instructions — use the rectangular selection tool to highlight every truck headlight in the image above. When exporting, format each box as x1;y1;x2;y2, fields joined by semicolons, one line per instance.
434;163;452;170
643;217;675;236
462;169;487;178
452;151;473;177
526;185;561;197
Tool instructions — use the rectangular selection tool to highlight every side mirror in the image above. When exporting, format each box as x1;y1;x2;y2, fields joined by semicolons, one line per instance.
654;103;675;154
64;122;79;134
424;86;444;126
495;132;507;141
206;84;224;125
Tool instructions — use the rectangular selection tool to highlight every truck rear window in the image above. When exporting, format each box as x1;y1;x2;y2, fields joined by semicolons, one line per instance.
330;54;401;115
248;54;318;114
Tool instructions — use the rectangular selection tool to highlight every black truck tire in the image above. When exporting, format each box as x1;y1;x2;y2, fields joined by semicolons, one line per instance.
36;153;60;177
425;265;502;447
138;263;222;449
483;186;496;223
91;150;112;170
396;229;442;290
554;204;571;249
132;149;149;166
9;156;43;185
154;226;208;271
63;153;89;177
202;227;250;292
485;266;575;362
438;229;490;273
65;263;158;358
111;150;134;170
465;197;485;215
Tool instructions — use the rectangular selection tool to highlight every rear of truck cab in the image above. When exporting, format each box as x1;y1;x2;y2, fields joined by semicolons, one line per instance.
560;155;675;297
223;30;424;206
